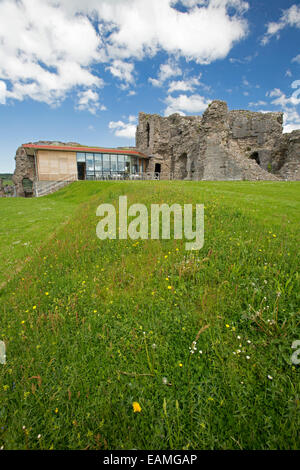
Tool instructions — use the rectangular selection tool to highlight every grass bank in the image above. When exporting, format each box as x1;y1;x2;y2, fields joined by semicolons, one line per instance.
0;181;299;450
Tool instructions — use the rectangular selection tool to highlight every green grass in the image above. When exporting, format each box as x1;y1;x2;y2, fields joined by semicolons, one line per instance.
0;181;299;450
0;174;13;186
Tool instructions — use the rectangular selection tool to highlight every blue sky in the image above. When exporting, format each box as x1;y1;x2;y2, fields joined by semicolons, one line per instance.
0;0;300;173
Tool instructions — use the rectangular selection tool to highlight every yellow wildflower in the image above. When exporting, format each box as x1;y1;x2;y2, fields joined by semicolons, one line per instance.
133;402;142;413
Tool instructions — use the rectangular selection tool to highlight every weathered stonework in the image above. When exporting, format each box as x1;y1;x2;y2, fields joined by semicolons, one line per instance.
12;146;36;197
0;179;5;197
136;100;300;181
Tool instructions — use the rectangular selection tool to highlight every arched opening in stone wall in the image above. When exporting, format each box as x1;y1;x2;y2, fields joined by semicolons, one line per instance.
250;151;260;166
179;153;188;179
22;178;33;197
146;122;150;148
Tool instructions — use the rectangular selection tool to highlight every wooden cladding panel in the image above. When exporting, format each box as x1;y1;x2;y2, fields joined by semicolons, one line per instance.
37;150;77;181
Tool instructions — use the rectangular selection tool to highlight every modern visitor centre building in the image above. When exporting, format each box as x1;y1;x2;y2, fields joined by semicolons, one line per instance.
13;142;150;197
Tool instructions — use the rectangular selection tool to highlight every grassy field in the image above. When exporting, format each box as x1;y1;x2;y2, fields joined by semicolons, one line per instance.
0;181;299;450
0;174;13;186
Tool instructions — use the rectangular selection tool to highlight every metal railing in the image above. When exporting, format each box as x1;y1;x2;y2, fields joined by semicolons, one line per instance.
85;172;161;181
34;172;162;197
34;174;77;197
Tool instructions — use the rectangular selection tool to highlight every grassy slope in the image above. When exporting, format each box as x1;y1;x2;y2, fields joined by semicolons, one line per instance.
0;174;13;186
0;181;299;450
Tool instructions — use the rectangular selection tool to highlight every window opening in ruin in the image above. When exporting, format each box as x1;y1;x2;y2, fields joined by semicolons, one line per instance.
250;152;260;165
22;178;33;197
179;153;188;179
146;122;150;148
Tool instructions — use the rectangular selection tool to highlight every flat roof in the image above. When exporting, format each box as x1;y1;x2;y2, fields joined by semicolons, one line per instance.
22;144;148;158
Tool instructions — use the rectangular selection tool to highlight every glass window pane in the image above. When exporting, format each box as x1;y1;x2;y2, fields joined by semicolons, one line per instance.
131;156;138;173
111;155;118;172
103;154;110;171
86;154;94;171
118;155;125;172
94;154;102;171
77;153;86;162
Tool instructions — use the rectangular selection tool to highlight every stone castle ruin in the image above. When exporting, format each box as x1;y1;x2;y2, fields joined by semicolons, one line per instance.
11;100;300;197
136;100;300;181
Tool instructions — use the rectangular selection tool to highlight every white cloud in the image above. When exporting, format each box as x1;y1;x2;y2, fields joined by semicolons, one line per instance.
109;116;137;138
229;53;256;64
106;60;135;86
95;0;249;63
0;0;104;107
262;4;300;45
75;90;106;114
149;60;182;87
283;108;300;133
266;85;300;108
265;83;300;133
0;0;249;107
164;93;211;115
168;77;202;93
249;100;267;107
292;54;300;64
0;81;7;104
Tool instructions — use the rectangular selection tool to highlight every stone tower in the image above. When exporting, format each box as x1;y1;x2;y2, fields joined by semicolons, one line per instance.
136;100;300;181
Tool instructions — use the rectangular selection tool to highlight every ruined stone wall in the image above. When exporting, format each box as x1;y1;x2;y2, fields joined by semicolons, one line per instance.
136;112;202;180
13;146;36;197
0;179;5;197
228;109;283;172
136;100;299;181
271;130;300;180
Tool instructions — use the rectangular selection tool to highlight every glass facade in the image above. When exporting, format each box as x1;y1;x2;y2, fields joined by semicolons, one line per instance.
76;152;145;180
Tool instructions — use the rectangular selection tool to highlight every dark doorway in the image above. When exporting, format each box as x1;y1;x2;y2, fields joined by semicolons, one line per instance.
22;178;33;197
250;152;260;165
77;162;86;180
146;122;150;148
155;163;161;174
